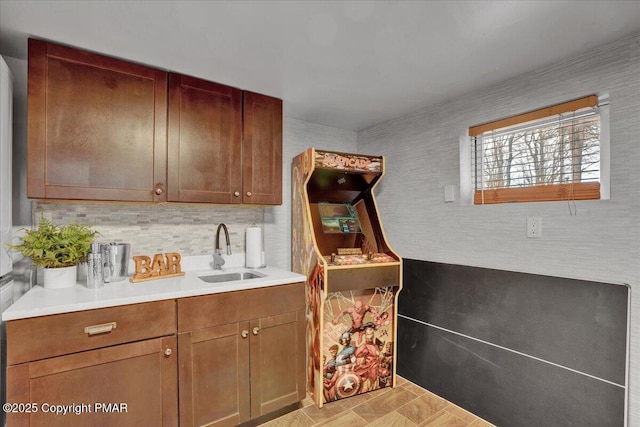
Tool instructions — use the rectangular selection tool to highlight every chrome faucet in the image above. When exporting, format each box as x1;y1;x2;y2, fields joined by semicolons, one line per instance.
213;223;231;270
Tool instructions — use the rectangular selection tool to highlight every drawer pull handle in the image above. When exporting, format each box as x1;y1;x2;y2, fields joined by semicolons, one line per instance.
84;322;117;336
252;327;260;335
241;330;249;338
164;348;172;357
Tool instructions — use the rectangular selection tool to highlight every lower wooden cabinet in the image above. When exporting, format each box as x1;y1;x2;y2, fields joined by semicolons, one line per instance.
6;336;178;427
178;310;305;427
178;322;250;426
5;283;305;427
177;283;306;427
6;300;178;426
249;310;305;417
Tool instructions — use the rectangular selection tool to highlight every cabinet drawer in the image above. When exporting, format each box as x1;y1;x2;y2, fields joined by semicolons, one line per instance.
177;282;304;332
7;300;176;365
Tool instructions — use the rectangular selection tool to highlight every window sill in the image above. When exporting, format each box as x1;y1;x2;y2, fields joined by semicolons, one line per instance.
474;182;600;204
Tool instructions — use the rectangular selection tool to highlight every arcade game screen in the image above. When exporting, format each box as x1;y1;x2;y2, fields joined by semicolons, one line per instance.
319;203;362;234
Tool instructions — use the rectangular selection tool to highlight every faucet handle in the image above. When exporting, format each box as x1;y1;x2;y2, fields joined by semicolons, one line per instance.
212;253;225;269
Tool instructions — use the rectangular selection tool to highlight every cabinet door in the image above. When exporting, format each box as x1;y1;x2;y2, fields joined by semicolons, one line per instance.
168;73;242;203
242;91;282;205
27;39;168;202
178;322;250;427
250;310;306;417
6;336;177;427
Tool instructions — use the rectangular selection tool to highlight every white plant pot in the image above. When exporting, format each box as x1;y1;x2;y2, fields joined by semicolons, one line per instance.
43;265;78;289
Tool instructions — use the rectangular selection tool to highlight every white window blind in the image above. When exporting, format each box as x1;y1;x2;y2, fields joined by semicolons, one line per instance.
469;95;603;204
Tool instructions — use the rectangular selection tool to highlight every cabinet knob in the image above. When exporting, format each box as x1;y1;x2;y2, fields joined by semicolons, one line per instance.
246;191;252;197
234;191;241;197
164;348;172;357
155;184;164;195
241;330;249;338
252;327;260;335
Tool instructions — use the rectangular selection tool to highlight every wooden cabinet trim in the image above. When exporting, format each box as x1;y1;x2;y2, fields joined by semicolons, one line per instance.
177;282;304;332
6;364;30;427
189;321;239;344
177;333;195;427
153;69;169;203
7;299;176;365
257;310;298;329
45;41;161;78
161;336;180;427
26;38;46;198
29;337;163;378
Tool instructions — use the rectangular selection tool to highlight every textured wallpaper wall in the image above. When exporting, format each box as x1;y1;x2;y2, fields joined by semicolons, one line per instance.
358;33;640;425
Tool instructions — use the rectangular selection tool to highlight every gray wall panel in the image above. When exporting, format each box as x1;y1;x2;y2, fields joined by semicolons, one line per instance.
398;316;626;427
401;259;628;385
397;260;628;425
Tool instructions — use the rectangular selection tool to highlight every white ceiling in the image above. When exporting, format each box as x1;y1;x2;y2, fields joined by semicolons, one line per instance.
2;1;640;131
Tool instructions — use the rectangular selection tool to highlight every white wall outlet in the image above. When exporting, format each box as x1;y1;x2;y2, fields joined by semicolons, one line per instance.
526;217;542;238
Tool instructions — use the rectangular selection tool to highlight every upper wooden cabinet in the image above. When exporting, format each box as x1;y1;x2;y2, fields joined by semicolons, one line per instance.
27;39;283;205
168;75;282;205
27;39;168;202
167;73;243;203
242;91;283;205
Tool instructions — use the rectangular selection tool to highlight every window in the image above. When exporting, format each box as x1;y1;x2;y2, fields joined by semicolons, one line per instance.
469;95;608;204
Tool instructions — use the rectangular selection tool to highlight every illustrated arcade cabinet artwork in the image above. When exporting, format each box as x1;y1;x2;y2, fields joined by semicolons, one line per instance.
292;148;402;408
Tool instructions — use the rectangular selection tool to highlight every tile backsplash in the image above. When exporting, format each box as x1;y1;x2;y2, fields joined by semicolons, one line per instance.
33;202;264;257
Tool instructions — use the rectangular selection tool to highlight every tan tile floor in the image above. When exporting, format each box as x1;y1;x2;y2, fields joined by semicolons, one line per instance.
259;377;495;426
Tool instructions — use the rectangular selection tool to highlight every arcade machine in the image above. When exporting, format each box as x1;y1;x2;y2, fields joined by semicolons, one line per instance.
292;148;402;408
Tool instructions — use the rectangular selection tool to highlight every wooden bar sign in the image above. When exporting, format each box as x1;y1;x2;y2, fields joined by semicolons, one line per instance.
130;252;185;283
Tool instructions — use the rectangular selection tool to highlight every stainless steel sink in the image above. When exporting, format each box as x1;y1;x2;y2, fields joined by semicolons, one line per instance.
198;271;265;283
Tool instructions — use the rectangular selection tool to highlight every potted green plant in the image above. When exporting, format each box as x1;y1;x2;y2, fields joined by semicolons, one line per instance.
9;217;99;289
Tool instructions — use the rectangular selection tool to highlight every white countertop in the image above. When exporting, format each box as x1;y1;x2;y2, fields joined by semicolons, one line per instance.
2;254;306;321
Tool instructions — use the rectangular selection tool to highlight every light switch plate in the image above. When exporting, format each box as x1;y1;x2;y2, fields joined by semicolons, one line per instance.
444;185;455;202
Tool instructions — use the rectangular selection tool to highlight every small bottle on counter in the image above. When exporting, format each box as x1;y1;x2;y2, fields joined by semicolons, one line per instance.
86;242;104;289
